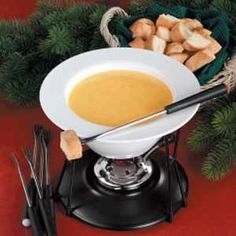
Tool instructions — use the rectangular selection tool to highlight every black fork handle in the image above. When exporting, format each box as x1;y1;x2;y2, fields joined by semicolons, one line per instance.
165;84;227;114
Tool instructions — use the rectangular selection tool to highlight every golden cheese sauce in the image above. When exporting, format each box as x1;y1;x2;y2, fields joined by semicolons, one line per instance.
68;70;173;127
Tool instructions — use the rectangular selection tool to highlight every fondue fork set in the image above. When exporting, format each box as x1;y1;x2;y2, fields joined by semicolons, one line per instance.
12;125;57;236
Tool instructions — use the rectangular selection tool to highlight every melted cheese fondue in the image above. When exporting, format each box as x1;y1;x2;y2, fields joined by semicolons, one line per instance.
68;70;173;127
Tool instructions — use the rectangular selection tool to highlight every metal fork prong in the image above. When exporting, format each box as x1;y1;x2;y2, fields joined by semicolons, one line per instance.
34;124;43;134
42;130;50;186
11;153;32;207
22;147;32;163
22;148;43;199
39;134;45;188
44;130;51;146
33;125;42;170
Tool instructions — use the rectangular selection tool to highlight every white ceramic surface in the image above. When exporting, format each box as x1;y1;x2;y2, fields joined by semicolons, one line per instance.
40;48;200;159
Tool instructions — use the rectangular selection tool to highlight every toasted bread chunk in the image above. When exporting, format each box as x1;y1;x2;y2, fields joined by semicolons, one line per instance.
156;14;180;29
165;42;184;55
183;33;211;51
182;18;203;29
156;26;171;42
129;37;145;48
129;18;156;39
185;49;216;72
169;53;189;63
194;28;212;37
60;130;83;160
170;22;193;42
206;36;222;54
145;35;166;54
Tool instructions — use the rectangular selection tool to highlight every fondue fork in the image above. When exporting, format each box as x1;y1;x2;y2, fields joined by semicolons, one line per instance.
41;129;57;234
22;124;42;228
82;84;227;143
12;154;44;236
23;148;56;236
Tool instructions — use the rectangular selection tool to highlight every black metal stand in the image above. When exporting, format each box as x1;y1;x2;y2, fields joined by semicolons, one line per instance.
56;130;188;230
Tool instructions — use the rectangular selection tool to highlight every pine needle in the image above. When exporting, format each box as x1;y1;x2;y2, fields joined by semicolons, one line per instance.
188;121;218;151
203;139;236;180
212;103;236;136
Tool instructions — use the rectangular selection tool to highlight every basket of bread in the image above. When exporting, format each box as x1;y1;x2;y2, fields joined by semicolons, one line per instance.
100;6;236;92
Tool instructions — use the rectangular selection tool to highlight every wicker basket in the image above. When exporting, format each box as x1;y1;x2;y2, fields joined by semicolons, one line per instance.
100;7;236;91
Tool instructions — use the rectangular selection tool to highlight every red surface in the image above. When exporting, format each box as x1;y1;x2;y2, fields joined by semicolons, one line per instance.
0;1;236;235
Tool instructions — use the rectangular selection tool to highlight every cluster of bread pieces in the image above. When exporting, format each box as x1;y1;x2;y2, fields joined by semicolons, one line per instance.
129;14;222;72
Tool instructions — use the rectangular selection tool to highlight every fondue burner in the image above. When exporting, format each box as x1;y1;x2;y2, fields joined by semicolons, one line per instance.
56;131;188;230
94;156;152;190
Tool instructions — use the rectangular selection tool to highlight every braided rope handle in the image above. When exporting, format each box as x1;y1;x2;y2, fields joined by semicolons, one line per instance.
100;7;128;47
100;7;236;91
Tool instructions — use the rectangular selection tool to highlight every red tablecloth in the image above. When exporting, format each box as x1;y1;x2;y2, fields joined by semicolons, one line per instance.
0;1;236;235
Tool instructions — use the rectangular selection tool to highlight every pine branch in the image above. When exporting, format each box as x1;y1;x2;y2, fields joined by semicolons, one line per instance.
174;0;191;6
0;53;28;80
203;139;236;180
188;121;218;151
37;0;64;15
199;91;236;121
189;90;236;180
2;76;42;105
129;0;157;15
89;29;108;50
210;0;236;23
41;9;67;29
190;0;210;8
0;36;18;58
39;24;76;56
211;102;236;136
89;4;108;26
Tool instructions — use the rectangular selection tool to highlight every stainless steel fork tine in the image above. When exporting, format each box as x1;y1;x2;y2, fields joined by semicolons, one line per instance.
39;135;45;189
22;147;43;199
42;129;50;186
33;125;42;170
11;153;32;207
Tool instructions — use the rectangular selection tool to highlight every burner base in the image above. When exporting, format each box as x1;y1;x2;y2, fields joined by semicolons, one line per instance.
56;149;188;230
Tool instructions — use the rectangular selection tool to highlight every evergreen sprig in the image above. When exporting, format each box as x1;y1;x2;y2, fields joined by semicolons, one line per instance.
188;90;236;180
40;24;76;56
203;139;236;180
0;0;108;105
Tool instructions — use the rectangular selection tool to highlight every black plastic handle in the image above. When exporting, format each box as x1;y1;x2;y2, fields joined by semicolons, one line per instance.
165;84;227;114
39;199;56;236
28;207;44;236
45;185;57;235
22;178;37;227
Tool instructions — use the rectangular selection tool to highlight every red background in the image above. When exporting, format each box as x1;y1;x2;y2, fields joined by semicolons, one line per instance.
0;1;236;236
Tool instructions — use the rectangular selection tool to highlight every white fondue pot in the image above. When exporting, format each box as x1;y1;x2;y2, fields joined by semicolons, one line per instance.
40;48;200;159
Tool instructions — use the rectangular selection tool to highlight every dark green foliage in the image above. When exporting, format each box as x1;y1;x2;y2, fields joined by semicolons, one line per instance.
210;0;236;22
0;1;108;105
39;24;76;56
190;0;210;8
187;121;218;151
212;103;236;136
188;90;236;180
129;0;236;22
129;0;157;15
203;140;236;180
